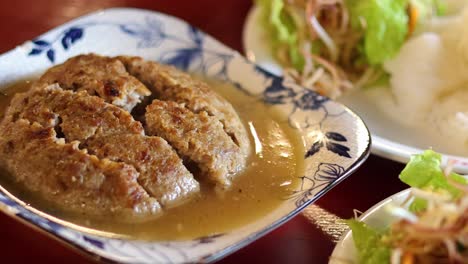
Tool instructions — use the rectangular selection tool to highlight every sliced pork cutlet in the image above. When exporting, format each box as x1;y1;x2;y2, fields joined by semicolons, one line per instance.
0;119;162;219
37;54;151;111
145;100;245;187
86;134;200;208
116;56;251;160
5;84;199;210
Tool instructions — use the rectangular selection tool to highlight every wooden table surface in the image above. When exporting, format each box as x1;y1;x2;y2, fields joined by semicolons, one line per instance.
0;0;408;263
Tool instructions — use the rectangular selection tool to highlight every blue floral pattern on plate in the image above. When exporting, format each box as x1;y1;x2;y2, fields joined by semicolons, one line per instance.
0;8;370;263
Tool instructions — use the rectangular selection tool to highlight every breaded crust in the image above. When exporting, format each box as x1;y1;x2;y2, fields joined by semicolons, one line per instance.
37;54;151;111
1;84;199;215
146;100;245;187
0;119;162;219
6;84;144;141
116;56;250;159
86;134;199;207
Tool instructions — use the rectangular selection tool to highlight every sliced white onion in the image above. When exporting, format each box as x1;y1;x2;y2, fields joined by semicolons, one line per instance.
310;16;339;61
385;204;419;223
391;248;403;264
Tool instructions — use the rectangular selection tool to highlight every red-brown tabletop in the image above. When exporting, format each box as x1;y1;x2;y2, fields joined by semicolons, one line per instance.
0;1;408;263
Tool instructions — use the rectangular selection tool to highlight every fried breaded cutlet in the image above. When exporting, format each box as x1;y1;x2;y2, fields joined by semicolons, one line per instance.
0;54;251;220
1;84;200;214
0;118;162;219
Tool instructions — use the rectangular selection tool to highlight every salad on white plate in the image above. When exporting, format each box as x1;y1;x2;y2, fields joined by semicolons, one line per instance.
246;0;468;171
254;0;452;97
332;150;467;264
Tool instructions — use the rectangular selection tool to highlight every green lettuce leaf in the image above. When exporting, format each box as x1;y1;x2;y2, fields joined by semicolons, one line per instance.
347;220;391;264
347;0;409;65
408;197;428;213
255;0;304;70
434;0;447;15
399;149;468;211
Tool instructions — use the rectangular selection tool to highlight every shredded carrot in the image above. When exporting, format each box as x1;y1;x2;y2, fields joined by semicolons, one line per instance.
407;3;419;37
401;252;414;264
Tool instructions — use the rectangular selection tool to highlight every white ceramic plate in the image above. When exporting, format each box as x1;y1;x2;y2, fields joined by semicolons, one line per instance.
243;6;468;173
329;189;411;263
0;8;371;263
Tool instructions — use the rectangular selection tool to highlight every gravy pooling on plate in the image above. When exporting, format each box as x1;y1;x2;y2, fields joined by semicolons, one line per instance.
0;55;304;240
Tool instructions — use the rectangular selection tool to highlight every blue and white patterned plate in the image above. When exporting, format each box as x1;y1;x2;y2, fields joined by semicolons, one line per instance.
0;8;370;263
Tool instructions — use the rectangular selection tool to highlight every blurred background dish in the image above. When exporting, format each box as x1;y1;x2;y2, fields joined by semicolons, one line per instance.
243;2;468;173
